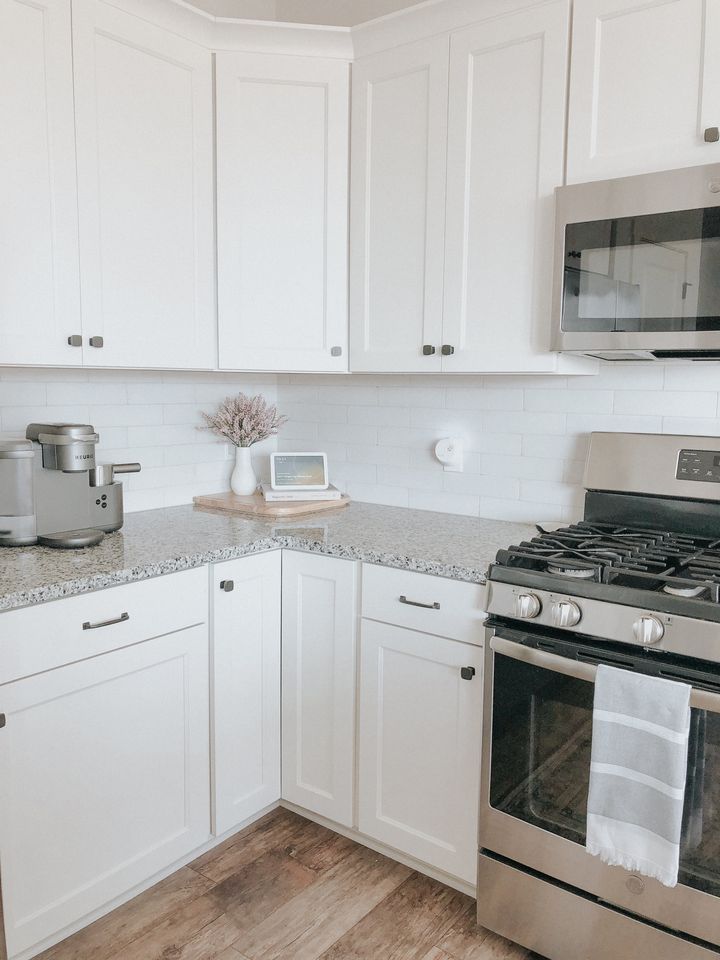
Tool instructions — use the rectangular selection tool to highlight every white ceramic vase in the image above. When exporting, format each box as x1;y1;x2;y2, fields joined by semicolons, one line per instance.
230;445;257;496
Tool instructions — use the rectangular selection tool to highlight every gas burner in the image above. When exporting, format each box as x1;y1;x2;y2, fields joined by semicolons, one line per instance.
662;584;708;598
547;565;596;579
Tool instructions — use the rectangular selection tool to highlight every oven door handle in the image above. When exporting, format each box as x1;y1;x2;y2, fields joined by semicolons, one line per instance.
490;634;720;714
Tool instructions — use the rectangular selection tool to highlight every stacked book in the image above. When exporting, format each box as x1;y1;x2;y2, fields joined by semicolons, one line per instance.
260;483;343;503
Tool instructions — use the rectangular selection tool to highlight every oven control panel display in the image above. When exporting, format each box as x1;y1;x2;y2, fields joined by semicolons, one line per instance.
676;449;720;482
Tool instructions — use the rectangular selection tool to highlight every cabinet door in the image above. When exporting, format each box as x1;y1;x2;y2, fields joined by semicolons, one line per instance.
72;0;215;369
212;552;281;835
216;53;349;373
567;0;720;183
442;2;569;373
349;37;448;372
358;620;483;883
0;626;210;958
0;0;81;366
281;551;357;825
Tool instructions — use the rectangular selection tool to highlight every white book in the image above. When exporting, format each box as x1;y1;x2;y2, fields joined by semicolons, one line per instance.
261;483;343;503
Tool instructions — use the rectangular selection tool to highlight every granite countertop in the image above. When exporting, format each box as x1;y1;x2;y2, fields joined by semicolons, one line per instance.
0;502;538;612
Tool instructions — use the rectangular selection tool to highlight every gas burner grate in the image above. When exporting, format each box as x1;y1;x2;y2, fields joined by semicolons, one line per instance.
496;523;720;603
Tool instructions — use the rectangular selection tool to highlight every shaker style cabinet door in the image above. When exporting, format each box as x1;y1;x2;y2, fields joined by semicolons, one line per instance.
442;1;571;373
567;0;720;183
358;619;483;884
72;0;215;369
349;37;448;372
281;551;358;826
212;552;281;835
216;53;349;373
0;0;82;366
0;626;210;959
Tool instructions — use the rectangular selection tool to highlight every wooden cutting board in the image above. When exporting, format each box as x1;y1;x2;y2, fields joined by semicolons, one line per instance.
193;490;351;518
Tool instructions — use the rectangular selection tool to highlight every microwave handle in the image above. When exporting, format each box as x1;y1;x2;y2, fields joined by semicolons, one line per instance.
490;634;720;715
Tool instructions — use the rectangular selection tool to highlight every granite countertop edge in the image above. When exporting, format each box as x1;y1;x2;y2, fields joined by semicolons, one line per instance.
0;535;489;614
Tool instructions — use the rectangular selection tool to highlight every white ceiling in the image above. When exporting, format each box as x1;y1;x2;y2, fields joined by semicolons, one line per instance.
188;0;428;26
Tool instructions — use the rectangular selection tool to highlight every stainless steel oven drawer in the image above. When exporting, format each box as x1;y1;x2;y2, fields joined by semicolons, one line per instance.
477;853;720;960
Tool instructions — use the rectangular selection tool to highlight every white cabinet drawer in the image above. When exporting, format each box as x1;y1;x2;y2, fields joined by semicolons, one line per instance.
0;567;208;684
361;564;486;644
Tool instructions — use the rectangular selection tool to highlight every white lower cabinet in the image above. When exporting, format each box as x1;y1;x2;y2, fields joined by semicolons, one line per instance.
281;551;358;826
358;618;483;884
212;552;281;835
0;622;210;959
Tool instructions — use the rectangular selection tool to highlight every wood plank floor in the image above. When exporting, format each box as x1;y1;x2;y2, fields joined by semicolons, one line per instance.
38;808;543;960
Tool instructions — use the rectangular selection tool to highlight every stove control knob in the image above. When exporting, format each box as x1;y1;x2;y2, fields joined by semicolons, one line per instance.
514;593;541;619
551;600;582;629
632;615;664;646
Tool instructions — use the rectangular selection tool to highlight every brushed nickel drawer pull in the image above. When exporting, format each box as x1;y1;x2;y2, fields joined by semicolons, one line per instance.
0;714;5;729
399;595;440;610
82;612;130;630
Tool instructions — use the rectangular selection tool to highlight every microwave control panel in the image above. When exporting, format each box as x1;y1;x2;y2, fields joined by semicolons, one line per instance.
676;449;720;482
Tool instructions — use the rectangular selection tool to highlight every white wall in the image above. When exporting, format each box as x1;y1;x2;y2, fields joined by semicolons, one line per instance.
276;364;720;523
0;369;278;513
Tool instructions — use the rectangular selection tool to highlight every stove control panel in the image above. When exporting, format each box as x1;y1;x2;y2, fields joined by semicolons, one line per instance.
676;448;720;482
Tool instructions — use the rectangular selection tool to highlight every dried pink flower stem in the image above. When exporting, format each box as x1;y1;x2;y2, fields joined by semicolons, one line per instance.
201;393;288;447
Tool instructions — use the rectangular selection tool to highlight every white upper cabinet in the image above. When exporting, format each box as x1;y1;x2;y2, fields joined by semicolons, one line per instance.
442;1;578;373
568;0;720;183
212;552;281;835
72;0;215;369
349;5;592;375
349;37;448;372
0;0;81;366
216;53;349;373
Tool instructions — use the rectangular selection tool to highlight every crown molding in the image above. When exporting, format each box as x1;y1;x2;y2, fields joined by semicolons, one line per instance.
104;0;353;58
350;0;562;58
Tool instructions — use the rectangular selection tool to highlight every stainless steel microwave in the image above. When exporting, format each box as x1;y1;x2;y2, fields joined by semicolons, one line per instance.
553;163;720;360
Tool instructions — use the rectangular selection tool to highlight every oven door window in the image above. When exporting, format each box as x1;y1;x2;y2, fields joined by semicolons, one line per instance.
561;207;720;333
489;651;720;896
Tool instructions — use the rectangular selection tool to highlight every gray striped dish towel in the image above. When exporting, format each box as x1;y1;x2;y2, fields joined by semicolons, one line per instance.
586;664;691;888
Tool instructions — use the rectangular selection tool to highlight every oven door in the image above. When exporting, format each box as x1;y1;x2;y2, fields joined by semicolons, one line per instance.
480;625;720;948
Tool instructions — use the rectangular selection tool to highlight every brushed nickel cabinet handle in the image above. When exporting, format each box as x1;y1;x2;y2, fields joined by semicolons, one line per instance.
441;344;455;356
220;580;234;592
89;336;104;348
460;666;476;680
82;612;130;630
704;126;719;143
67;334;82;347
330;346;343;357
422;344;436;356
399;595;440;610
0;714;5;729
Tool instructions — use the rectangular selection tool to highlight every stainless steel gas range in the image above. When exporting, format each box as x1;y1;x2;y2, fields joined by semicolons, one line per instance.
479;432;720;960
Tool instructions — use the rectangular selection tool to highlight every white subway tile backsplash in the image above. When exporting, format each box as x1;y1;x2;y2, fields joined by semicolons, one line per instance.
0;370;279;513
479;454;566;481
524;389;613;414
6;362;720;525
277;366;720;523
661;418;720;435
408;489;480;516
348;405;410;426
445;387;523;411
319;422;377;445
377;464;443;491
483;411;566;435
663;365;720;391
613;390;717;417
